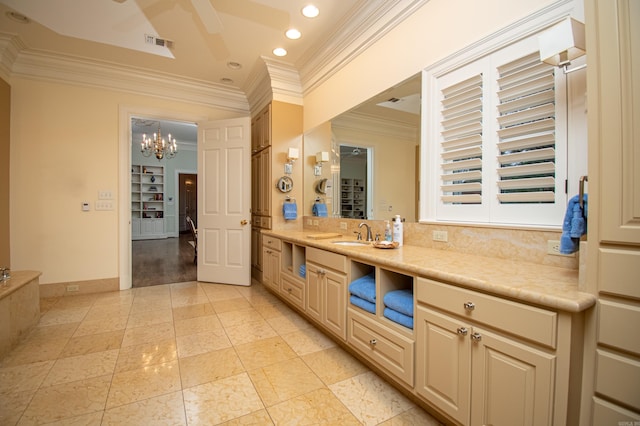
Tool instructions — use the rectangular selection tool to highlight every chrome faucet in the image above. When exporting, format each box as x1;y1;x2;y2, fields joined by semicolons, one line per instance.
358;222;373;241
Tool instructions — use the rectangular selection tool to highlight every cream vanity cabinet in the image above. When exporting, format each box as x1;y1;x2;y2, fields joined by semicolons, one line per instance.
305;247;348;340
261;236;281;293
416;277;563;426
584;0;640;422
347;262;415;387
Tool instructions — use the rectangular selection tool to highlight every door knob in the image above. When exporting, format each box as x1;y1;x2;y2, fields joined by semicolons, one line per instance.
240;220;248;225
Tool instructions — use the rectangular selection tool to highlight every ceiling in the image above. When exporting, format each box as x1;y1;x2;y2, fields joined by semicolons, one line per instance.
0;0;361;88
0;0;422;146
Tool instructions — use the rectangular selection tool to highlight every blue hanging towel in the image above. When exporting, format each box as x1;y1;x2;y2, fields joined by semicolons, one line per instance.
559;194;588;254
312;203;328;217
283;202;297;220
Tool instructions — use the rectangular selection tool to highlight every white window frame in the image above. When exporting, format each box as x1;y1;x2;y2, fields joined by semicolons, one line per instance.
420;1;583;228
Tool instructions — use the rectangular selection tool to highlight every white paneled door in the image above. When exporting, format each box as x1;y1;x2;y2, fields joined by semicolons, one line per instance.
197;117;251;286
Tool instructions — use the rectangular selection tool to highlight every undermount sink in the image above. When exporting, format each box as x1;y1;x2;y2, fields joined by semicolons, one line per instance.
331;240;371;246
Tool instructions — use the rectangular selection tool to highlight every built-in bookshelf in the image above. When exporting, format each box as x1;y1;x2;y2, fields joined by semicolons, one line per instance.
340;178;366;219
131;164;166;239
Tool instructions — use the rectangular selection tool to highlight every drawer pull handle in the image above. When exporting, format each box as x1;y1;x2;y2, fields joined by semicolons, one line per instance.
457;327;468;336
464;302;475;311
286;287;292;292
369;339;377;345
471;332;482;342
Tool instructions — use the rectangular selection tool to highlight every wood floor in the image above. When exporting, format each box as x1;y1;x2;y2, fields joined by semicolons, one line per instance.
132;233;196;287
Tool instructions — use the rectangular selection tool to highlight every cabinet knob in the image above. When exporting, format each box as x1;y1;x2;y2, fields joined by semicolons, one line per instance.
471;332;482;342
457;327;468;336
369;339;377;345
240;219;248;225
286;287;292;292
463;302;475;311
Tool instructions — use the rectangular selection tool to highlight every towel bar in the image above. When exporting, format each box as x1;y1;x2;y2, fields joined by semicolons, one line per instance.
579;175;588;209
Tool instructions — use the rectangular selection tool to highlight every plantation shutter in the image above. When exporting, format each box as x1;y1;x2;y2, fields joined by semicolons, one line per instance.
426;29;570;226
440;74;484;204
495;52;557;203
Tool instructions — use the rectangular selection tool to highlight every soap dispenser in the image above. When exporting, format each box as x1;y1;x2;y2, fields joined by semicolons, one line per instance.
384;220;392;242
393;215;403;246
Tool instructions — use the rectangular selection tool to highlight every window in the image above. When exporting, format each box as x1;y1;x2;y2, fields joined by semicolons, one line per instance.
423;31;575;227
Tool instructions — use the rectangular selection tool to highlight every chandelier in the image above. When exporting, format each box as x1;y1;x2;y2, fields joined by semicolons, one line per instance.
141;123;177;160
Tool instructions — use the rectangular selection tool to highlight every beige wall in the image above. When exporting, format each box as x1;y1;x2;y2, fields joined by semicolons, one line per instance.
303;0;557;130
0;77;9;267
9;78;241;285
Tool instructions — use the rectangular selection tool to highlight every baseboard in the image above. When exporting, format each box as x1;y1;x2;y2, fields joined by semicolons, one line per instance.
39;277;120;298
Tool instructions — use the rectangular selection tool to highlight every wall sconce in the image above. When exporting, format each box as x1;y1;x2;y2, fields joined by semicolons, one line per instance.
284;147;299;174
314;151;329;176
538;17;586;74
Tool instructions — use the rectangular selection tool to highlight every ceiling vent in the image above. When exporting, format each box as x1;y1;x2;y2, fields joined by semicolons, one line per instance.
145;34;174;49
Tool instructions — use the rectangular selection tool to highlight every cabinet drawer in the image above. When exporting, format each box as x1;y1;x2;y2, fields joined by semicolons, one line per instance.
593;397;640;425
262;236;281;251
599;299;640;355
347;308;414;386
600;248;640;298
307;247;347;273
281;275;304;310
595;349;640;411
417;278;557;348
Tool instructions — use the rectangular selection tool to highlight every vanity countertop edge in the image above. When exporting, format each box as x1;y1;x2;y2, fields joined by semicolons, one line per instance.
262;230;595;313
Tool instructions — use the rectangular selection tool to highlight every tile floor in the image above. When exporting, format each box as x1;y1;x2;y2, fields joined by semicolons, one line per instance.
0;280;442;425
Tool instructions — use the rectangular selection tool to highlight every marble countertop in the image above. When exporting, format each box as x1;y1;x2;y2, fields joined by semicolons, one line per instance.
263;230;596;313
0;270;41;300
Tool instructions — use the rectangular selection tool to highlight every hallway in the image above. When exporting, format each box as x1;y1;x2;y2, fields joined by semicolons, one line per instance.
132;234;197;288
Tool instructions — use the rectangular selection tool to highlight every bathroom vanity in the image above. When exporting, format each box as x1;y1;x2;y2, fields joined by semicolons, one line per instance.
261;229;595;426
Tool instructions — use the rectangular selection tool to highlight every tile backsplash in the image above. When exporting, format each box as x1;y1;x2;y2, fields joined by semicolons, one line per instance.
302;217;579;270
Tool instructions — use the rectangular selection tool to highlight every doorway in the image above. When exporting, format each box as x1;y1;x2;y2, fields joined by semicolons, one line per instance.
179;173;197;232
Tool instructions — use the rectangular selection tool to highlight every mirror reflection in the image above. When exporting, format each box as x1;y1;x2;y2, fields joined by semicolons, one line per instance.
304;73;421;222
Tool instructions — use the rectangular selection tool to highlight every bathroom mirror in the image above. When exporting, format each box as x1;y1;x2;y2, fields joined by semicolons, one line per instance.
303;73;421;222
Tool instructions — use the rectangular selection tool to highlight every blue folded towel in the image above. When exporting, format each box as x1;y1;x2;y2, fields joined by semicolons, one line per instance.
312;203;328;217
283;202;297;220
559;194;588;254
384;307;414;329
350;295;376;314
349;273;376;303
383;289;414;317
299;264;306;278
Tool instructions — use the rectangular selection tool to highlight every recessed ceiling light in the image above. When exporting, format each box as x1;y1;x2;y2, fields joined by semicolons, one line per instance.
220;77;234;84
5;11;30;24
227;61;242;70
273;47;287;57
285;29;301;40
302;5;319;18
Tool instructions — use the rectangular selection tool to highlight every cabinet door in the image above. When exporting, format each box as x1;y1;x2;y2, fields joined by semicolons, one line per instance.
415;305;471;425
262;247;280;292
470;326;555;426
592;0;640;244
323;268;347;339
305;262;323;323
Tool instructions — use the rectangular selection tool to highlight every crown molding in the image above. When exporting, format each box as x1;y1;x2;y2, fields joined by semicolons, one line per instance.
5;46;250;114
243;57;273;115
332;110;418;141
0;33;24;83
297;0;429;95
263;57;303;106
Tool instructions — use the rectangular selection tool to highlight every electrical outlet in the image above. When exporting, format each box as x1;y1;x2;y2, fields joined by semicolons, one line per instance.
306;218;313;225
66;284;79;292
547;240;574;257
313;220;319;226
432;230;448;242
339;222;348;230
